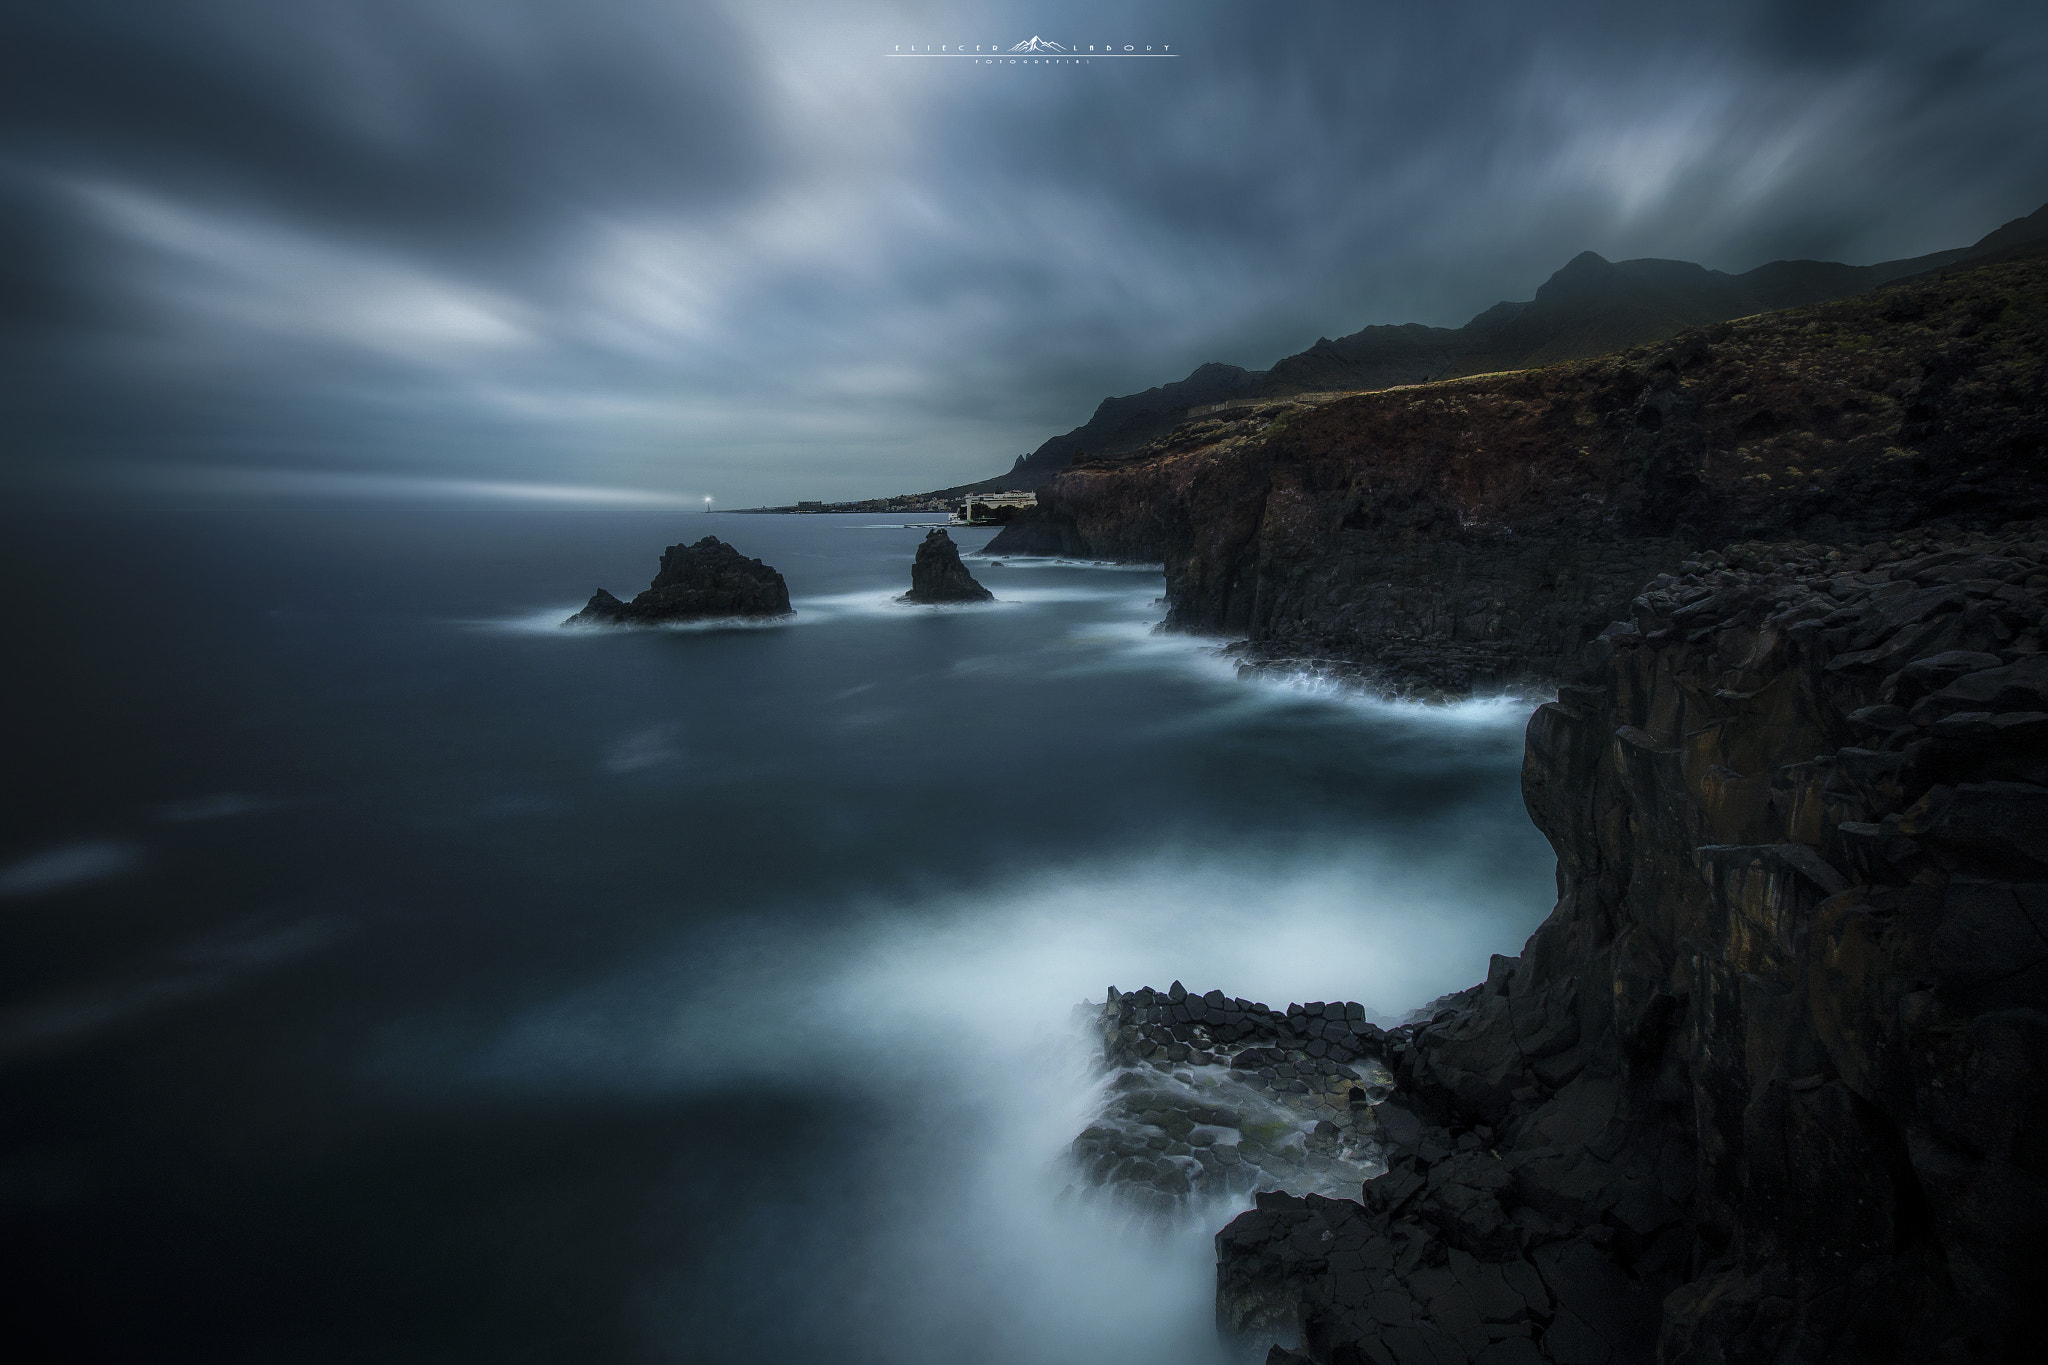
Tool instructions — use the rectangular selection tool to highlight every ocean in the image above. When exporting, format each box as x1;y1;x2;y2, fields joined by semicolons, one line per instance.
0;491;1555;1364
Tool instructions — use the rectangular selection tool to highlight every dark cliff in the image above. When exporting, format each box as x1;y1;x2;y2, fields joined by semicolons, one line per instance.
1215;530;2048;1364
989;252;2048;697
1011;247;2048;1360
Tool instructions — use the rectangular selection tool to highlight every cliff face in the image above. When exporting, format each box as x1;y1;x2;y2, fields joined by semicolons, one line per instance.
1008;251;2048;1361
1214;531;2048;1364
988;254;2048;697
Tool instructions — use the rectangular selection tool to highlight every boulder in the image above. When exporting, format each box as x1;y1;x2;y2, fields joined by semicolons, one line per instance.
564;537;792;626
899;528;994;603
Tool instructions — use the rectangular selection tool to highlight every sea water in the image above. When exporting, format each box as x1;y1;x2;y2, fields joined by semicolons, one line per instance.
0;493;1555;1363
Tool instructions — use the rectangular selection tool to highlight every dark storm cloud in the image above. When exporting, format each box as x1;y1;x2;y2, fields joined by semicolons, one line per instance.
0;1;768;268
2;0;2043;503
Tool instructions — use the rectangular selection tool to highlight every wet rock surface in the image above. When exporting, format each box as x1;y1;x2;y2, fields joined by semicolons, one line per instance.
899;528;994;603
1070;985;1399;1215
1214;529;2048;1364
564;536;792;625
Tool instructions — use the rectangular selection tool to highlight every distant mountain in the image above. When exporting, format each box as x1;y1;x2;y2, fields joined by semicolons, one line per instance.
981;198;2048;490
1960;199;2048;256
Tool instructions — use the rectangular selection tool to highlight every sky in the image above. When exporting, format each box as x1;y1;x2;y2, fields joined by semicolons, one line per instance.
2;0;2044;507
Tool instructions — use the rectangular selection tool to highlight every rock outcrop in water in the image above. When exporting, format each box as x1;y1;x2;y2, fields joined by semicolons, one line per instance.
987;251;2048;698
1209;530;2048;1364
899;528;994;603
564;536;792;626
1071;985;1397;1214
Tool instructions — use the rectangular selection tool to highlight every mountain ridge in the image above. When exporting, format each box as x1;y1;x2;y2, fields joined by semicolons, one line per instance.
947;199;2048;495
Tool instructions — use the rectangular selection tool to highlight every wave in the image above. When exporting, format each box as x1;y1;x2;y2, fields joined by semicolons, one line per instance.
481;605;802;635
382;834;1544;1362
1053;617;1538;733
432;836;1539;1098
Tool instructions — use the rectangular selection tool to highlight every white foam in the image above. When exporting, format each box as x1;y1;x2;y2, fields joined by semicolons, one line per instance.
1052;617;1539;737
412;833;1543;1363
480;606;803;635
473;557;1163;636
446;836;1537;1095
795;587;1005;618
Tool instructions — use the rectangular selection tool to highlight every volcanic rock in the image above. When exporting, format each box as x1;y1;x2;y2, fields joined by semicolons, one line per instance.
1068;985;1394;1216
1211;529;2048;1364
564;536;792;626
986;251;2048;698
899;528;994;604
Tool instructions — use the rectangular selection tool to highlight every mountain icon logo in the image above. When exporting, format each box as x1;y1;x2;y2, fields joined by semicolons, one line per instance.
1007;36;1068;52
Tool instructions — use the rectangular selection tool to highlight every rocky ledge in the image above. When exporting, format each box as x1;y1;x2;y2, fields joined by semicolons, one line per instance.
564;536;792;626
1069;985;1399;1215
1209;526;2048;1365
900;528;994;603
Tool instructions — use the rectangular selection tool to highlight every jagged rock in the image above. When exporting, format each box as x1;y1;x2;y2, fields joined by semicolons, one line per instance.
1068;986;1392;1212
899;528;993;603
1214;529;2048;1364
564;536;791;626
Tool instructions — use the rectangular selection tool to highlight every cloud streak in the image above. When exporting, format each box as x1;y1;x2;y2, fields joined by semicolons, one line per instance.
3;0;2043;503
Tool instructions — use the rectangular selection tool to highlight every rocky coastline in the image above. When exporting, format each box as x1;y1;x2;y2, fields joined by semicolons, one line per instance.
1027;254;2046;1360
989;253;2048;701
1101;529;2047;1365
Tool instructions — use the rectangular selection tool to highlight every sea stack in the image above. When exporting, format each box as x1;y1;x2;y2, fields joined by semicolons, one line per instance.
564;536;792;626
899;528;994;603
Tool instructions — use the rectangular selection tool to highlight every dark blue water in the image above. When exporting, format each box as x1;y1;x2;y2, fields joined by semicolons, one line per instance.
0;489;1554;1364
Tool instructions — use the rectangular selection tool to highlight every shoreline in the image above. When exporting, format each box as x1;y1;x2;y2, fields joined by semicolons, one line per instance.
1169;527;2048;1364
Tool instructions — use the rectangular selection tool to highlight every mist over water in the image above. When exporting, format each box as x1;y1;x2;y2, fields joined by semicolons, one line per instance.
0;497;1554;1362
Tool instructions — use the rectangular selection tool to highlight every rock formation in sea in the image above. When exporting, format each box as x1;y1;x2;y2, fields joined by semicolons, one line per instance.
899;528;994;603
986;250;2048;698
564;536;792;626
1202;529;2048;1365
